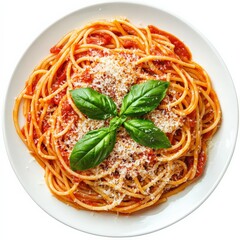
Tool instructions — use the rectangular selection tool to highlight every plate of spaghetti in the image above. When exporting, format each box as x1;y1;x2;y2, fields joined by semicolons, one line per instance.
4;2;238;237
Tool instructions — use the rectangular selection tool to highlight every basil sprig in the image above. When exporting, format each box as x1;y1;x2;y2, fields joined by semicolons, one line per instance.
70;87;117;120
109;116;127;131
70;80;171;170
120;80;169;117
124;119;171;149
70;128;116;171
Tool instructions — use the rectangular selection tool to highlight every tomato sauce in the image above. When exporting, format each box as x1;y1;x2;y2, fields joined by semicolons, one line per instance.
60;149;69;162
122;39;138;49
50;45;62;54
25;75;41;95
50;89;66;105
188;110;197;128
146;149;157;162
196;150;207;177
186;151;207;178
49;61;69;105
75;48;106;59
148;25;191;61
154;60;172;71
61;100;79;123
33;128;38;145
41;119;50;133
54;61;68;86
121;24;136;35
86;33;112;46
81;199;99;206
81;68;93;83
186;156;194;170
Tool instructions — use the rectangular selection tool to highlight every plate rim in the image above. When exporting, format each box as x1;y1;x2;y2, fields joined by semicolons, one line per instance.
2;1;239;237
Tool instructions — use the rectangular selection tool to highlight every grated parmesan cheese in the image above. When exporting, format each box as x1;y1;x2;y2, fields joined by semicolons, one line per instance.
146;109;183;133
73;51;140;108
54;50;184;199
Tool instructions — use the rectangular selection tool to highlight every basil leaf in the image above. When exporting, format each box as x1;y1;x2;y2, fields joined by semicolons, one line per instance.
109;116;127;131
119;80;169;117
124;119;171;149
70;88;117;120
70;128;116;170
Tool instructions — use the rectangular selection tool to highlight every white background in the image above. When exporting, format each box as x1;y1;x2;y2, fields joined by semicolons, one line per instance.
1;0;239;239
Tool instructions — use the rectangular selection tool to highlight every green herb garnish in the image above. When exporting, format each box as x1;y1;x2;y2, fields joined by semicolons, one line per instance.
120;80;169;117
124;119;171;149
70;128;116;171
70;80;171;170
70;87;117;120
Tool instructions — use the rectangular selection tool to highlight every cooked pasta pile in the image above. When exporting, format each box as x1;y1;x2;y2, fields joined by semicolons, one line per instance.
14;19;221;213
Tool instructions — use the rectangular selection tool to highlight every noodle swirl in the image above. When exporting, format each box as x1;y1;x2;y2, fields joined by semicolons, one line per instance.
13;19;221;213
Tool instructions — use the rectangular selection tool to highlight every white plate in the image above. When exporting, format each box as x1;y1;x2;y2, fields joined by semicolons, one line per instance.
3;2;238;237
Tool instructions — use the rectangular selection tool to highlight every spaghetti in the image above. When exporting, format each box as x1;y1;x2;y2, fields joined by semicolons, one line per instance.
13;19;221;213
